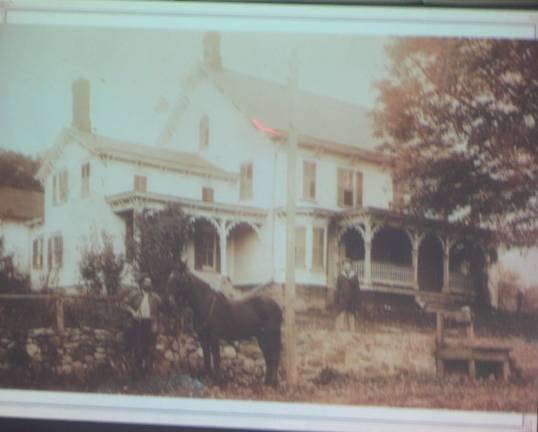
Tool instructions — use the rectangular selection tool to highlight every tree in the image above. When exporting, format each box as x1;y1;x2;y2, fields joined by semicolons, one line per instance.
374;38;538;248
0;149;42;192
134;203;193;294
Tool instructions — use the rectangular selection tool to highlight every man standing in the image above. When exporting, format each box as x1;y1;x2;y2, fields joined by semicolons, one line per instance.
121;274;161;376
335;259;361;331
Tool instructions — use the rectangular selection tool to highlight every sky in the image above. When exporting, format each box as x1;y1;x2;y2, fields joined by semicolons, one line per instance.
0;26;390;155
1;25;537;286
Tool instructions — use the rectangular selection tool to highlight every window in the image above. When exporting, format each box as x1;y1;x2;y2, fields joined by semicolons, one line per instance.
312;227;325;271
202;187;214;203
134;175;147;193
194;227;220;272
337;168;363;208
32;238;44;270
240;163;253;200
47;234;63;269
303;161;316;201
391;178;404;211
81;163;90;198
199;115;209;150
53;170;69;205
295;226;306;268
355;171;363;207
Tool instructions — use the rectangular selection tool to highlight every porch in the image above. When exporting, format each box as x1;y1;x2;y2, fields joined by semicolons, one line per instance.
106;191;270;288
330;207;496;303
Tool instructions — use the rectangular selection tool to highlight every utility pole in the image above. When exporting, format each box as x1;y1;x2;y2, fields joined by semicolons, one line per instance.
284;50;299;386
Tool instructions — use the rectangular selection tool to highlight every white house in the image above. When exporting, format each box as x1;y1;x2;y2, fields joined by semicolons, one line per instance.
19;33;497;307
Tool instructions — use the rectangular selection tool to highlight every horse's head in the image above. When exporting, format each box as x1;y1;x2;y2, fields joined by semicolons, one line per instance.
166;268;188;306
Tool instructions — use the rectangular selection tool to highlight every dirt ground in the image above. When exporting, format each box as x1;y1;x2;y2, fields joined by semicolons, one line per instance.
94;312;538;414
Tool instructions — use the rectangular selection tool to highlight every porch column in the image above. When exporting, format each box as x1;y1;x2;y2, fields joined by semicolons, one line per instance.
364;221;373;286
442;237;451;293
412;233;421;290
219;222;228;277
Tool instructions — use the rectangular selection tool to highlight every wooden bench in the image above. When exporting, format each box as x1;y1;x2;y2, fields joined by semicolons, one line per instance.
435;308;512;382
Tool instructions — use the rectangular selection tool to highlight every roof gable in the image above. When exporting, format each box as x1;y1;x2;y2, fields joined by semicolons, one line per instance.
156;63;384;161
37;127;236;183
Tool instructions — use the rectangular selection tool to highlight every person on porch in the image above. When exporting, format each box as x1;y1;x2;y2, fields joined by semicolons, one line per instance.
335;259;361;331
121;274;161;376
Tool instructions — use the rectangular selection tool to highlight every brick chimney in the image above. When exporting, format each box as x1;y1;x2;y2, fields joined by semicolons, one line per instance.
203;32;222;71
71;79;91;132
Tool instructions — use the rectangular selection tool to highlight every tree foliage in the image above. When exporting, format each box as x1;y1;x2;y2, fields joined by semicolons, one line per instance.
374;38;538;247
134;203;193;294
0;149;42;192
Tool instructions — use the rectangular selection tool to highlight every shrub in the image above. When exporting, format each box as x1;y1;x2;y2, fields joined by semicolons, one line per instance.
79;231;125;296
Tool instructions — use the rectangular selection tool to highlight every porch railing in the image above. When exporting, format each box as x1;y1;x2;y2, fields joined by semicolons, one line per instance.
337;260;414;288
337;260;473;293
371;261;414;287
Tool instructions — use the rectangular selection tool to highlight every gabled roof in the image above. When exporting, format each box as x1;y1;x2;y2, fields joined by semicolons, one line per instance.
210;67;379;150
0;187;44;222
158;63;385;162
37;127;237;183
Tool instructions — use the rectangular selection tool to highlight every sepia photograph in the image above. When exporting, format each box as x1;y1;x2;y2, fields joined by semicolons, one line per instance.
1;6;537;426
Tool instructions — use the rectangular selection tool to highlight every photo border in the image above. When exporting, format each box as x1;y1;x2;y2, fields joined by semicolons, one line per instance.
1;1;537;430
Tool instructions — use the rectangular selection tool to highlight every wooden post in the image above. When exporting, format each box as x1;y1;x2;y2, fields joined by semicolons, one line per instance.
469;358;477;383
436;312;444;345
502;360;510;382
55;297;65;333
284;50;299;386
219;224;228;277
442;238;451;293
364;221;372;287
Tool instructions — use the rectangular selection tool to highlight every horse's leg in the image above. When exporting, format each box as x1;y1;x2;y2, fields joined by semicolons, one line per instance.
269;329;281;386
201;338;212;376
256;335;272;386
211;339;222;384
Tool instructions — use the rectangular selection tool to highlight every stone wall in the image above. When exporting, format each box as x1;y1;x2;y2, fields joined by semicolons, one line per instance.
0;327;187;380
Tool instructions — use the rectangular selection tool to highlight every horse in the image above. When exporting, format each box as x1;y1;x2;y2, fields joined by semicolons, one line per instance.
167;269;282;386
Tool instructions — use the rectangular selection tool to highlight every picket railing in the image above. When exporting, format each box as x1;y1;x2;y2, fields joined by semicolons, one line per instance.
371;261;414;287
337;260;414;288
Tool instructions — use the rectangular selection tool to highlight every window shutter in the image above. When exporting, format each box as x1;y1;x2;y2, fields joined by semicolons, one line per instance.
392;178;404;211
47;238;53;270
52;175;58;205
355;171;363;207
295;227;306;268
337;168;344;206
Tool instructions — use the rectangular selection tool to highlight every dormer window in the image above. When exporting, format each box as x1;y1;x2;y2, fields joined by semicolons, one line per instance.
81;162;90;198
202;187;214;203
134;175;147;193
199;115;209;150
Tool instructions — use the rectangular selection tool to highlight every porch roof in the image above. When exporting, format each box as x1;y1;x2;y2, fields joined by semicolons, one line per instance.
339;206;495;241
106;191;268;221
